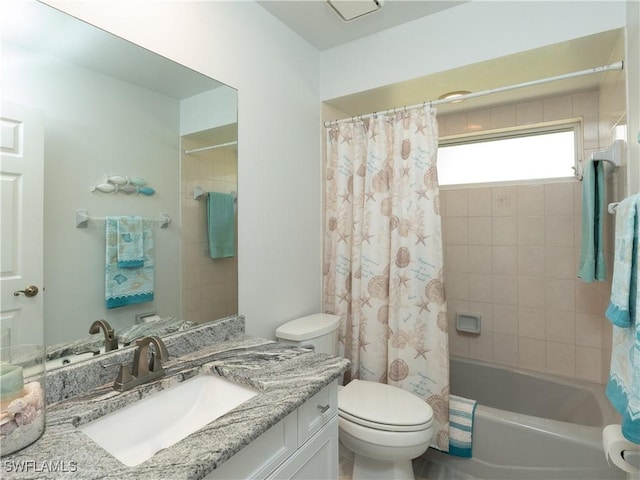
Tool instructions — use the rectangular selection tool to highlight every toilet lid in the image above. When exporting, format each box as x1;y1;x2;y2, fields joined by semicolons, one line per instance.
338;380;433;432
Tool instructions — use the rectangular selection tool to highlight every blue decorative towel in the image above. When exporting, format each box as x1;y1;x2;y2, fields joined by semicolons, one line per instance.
578;159;606;282
116;216;144;268
207;192;235;259
605;194;640;444
105;217;154;309
448;394;477;457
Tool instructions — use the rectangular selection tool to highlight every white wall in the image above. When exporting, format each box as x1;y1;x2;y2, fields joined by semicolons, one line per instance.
3;42;181;345
320;1;627;102
45;0;322;341
180;87;238;136
626;0;640;193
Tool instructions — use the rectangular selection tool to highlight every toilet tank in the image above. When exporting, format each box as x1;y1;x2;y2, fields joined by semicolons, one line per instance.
275;313;340;355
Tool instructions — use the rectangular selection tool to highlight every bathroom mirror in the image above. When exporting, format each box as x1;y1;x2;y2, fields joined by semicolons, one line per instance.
1;1;238;364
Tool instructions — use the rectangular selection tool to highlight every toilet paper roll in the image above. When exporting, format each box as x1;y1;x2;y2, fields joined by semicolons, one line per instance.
603;424;640;474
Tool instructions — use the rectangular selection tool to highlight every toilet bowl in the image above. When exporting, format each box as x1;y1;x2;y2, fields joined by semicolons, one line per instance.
276;314;433;480
338;379;433;480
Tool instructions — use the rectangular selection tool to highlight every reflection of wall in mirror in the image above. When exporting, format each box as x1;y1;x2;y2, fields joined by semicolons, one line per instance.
3;42;183;345
180;137;238;324
180;89;239;325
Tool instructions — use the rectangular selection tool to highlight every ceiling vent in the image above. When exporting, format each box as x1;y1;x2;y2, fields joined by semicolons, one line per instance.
327;0;385;22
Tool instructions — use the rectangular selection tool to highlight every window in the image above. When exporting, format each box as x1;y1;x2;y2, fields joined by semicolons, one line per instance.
437;123;580;187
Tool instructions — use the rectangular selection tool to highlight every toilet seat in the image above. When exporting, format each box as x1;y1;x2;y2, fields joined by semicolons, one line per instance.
338;380;433;432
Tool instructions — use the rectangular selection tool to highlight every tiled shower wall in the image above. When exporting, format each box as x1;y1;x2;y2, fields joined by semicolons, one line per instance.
181;141;238;324
440;90;617;384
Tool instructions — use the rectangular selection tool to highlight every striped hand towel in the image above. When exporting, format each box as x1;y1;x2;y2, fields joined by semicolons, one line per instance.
449;394;478;458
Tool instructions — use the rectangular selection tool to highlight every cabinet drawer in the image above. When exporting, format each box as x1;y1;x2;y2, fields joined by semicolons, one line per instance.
267;416;338;480
297;379;338;445
206;411;297;479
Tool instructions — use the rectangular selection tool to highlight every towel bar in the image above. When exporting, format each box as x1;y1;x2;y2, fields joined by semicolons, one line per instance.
75;210;171;228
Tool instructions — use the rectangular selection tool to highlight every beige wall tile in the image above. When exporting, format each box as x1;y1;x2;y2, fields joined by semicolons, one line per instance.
468;188;492;216
575;346;601;382
490;105;516;129
491;187;517;216
518;337;546;372
543;96;572;121
518;307;546;340
493;304;518;335
467;110;491;132
438;89;616;384
469;273;493;303
493;275;519;305
572;91;598;116
449;329;470;356
493;333;518;366
518;216;545;246
468;301;493;332
545;216;574;247
517;185;545;216
446;245;468;272
546;279;575;311
545;247;575;279
445;217;469;245
492;216;517;245
545;183;575;216
575;282;605;314
468;217;492;245
518;246;545;277
518;277;546;308
576;313;602;348
446;271;469;300
493;245;518;275
546;342;576;377
546;310;576;344
468;332;493;361
445;189;468;216
468;245;492;273
516;101;544;126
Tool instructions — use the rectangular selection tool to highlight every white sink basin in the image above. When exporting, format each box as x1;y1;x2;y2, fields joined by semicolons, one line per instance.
80;373;257;466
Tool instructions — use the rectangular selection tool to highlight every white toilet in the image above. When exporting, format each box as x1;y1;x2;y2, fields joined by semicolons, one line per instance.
276;313;433;480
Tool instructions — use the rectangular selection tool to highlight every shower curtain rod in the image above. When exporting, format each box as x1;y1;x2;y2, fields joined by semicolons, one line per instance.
323;61;623;127
183;140;238;155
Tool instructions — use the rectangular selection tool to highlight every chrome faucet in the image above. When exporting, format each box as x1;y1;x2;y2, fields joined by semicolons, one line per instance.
89;319;119;352
113;336;169;392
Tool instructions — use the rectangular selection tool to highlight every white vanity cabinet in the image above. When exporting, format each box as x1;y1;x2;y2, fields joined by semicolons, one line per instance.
207;379;339;480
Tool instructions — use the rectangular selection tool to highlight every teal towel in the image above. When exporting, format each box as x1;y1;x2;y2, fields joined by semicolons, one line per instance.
448;395;477;458
207;192;235;259
116;216;144;268
605;194;640;444
105;217;154;309
578;159;606;282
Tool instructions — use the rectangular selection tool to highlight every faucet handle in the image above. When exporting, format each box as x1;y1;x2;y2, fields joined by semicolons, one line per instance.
113;363;133;391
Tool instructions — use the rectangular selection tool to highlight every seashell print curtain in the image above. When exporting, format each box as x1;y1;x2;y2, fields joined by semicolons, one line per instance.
323;107;450;450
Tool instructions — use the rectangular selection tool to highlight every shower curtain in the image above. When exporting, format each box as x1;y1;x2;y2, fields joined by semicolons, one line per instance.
323;106;450;450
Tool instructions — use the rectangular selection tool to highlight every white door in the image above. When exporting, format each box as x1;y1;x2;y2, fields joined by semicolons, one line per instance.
1;101;44;353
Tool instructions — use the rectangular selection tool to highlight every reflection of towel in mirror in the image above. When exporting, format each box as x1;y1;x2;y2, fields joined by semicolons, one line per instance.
605;194;640;444
116;216;144;268
105;217;154;309
207;192;235;259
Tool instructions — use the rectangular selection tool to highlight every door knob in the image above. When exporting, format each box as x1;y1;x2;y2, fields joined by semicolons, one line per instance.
13;286;39;297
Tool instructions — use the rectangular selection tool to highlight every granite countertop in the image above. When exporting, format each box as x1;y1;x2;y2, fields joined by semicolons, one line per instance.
2;335;350;480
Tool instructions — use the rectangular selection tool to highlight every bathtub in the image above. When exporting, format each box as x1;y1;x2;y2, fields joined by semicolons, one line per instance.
422;357;625;479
